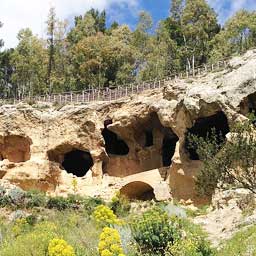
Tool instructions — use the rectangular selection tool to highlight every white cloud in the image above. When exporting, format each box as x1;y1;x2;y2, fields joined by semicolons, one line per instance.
208;0;256;24
0;0;139;48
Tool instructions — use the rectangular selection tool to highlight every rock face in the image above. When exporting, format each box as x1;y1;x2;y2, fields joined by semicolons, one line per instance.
0;50;256;203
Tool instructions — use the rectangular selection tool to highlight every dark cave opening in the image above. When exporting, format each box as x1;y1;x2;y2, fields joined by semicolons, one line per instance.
102;120;129;156
62;150;94;177
145;130;154;147
248;93;256;113
162;131;179;167
185;111;230;160
120;181;155;201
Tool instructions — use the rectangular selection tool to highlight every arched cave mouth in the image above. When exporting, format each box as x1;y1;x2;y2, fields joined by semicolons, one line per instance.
102;120;129;156
120;181;155;201
162;131;179;167
185;111;230;160
62;150;94;177
0;135;31;163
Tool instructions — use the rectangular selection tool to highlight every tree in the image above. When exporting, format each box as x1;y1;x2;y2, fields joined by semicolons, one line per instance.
210;10;256;61
87;8;106;33
11;29;47;97
188;118;256;197
170;0;184;22
67;13;96;44
132;11;153;79
0;49;14;97
71;25;136;89
180;0;220;71
46;7;57;92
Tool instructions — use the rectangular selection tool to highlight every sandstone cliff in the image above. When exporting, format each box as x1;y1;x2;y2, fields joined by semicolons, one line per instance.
0;50;255;203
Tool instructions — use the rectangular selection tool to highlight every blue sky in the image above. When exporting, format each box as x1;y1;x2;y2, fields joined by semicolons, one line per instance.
0;0;256;48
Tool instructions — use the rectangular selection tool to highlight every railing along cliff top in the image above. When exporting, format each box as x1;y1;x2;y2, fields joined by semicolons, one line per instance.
3;60;229;105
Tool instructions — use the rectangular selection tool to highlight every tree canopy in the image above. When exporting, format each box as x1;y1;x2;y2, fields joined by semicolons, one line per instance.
0;2;255;97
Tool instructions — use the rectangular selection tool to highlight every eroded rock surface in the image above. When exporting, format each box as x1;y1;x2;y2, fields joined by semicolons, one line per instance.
0;50;255;202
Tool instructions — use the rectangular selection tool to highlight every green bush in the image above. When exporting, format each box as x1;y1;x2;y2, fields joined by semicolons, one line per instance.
109;192;131;217
25;190;47;208
130;208;181;254
166;219;214;256
47;197;72;211
188;118;256;196
82;196;105;214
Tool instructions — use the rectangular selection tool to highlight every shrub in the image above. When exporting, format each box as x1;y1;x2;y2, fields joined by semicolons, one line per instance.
47;197;72;211
25;189;47;208
8;187;26;206
82;197;105;215
166;219;214;256
130;208;181;254
109;192;131;217
93;205;122;227
12;218;30;237
98;227;125;256
188;119;256;196
48;238;75;256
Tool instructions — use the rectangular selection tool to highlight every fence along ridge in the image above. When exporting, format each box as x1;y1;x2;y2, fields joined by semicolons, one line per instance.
5;59;229;105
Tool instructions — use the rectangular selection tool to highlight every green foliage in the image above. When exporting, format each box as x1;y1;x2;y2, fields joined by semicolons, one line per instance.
47;196;73;211
217;225;256;256
210;10;256;61
188;118;256;196
1;222;57;256
109;192;131;217
25;189;47;208
130;208;181;254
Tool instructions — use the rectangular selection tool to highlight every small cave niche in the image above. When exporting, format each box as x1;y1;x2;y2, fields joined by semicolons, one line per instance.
102;120;129;156
0;135;31;163
120;181;155;201
48;147;93;177
185;111;230;160
162;130;179;167
240;92;256;116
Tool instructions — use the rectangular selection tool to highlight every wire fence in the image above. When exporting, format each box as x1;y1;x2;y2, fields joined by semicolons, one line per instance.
1;59;229;105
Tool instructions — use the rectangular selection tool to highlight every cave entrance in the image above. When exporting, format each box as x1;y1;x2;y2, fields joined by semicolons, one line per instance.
162;130;179;167
62;150;93;177
120;181;155;201
185;111;230;160
240;92;256;116
248;93;256;113
145;130;154;147
0;135;31;163
102;120;129;156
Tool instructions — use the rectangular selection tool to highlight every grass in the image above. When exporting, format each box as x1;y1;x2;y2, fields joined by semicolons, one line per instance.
217;225;256;256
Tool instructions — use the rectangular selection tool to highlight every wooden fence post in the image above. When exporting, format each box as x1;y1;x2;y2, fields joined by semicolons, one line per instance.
70;92;73;102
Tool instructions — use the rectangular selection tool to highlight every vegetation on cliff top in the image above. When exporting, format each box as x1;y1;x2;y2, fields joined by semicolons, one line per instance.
1;0;256;97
